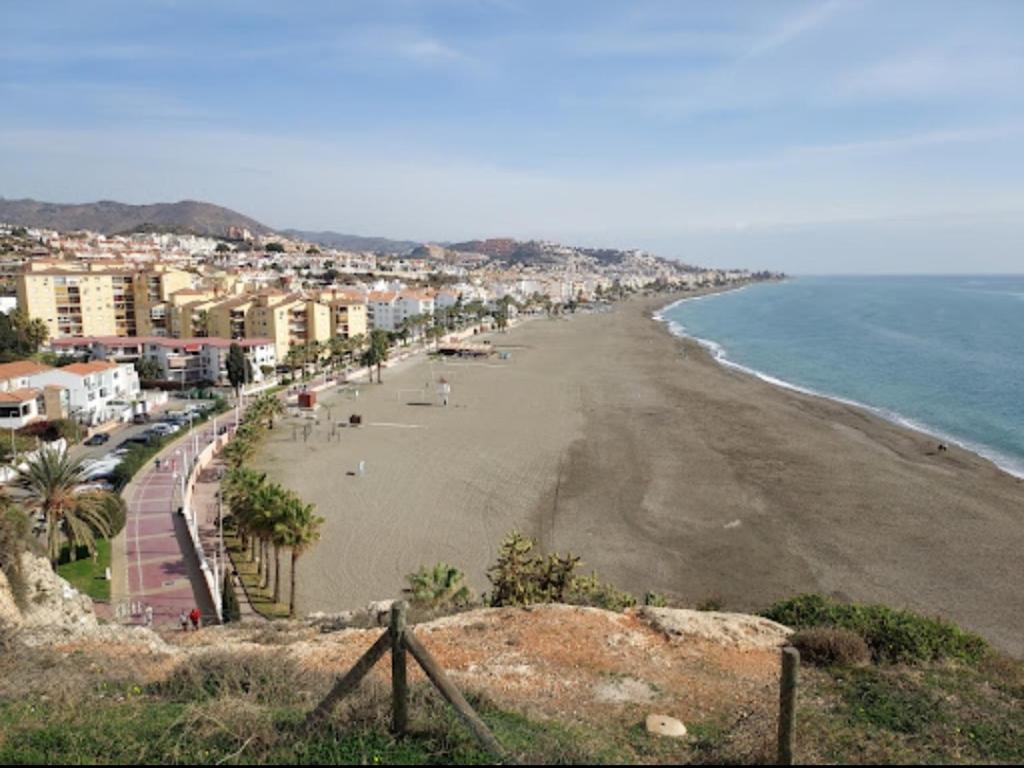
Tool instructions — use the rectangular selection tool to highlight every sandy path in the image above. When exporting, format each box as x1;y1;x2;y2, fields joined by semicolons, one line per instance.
256;297;1024;655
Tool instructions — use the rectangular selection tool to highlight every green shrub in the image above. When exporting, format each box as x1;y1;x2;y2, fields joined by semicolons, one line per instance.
696;595;724;612
486;531;636;612
567;573;637;612
764;594;990;665
643;591;669;608
790;627;871;667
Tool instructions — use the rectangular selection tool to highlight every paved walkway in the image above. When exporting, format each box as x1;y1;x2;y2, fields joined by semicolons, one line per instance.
117;421;226;628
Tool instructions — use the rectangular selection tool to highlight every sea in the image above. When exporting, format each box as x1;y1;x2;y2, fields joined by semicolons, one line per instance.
657;275;1024;478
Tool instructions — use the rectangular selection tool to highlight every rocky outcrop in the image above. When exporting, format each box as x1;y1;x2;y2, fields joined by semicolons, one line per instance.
0;553;97;631
638;607;792;650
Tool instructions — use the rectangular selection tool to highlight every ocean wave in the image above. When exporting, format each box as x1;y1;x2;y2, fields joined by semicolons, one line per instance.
654;302;1024;480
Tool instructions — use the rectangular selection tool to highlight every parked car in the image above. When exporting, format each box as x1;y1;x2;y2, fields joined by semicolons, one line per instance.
132;413;150;425
83;433;109;446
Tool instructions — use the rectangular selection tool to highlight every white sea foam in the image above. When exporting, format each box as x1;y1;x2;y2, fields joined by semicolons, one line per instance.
654;297;1024;480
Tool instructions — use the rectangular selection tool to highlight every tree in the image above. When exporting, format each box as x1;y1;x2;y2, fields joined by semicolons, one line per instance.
15;445;124;568
214;242;231;254
250;391;284;430
0;310;49;361
226;343;248;395
279;499;323;618
265;242;285;253
134;357;163;381
361;330;391;384
404;563;473;610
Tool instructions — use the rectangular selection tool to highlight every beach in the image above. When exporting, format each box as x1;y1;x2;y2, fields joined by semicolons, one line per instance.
255;294;1024;655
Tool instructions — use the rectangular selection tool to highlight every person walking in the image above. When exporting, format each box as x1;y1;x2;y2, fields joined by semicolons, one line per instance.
188;607;201;631
144;605;154;628
179;610;189;632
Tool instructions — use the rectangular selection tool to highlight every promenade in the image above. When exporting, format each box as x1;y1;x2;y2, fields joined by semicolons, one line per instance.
114;419;227;627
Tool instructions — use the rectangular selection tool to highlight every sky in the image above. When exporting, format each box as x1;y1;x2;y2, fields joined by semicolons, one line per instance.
1;0;1023;273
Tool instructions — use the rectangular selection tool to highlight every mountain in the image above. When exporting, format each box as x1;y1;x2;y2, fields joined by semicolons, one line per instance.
0;198;272;238
280;228;421;255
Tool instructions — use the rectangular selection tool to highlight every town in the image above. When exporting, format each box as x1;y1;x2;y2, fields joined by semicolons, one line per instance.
0;220;762;430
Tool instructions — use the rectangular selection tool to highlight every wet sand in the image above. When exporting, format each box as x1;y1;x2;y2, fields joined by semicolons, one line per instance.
255;294;1024;655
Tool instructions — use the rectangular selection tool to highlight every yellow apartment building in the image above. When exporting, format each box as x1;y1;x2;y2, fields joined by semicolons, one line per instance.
17;261;193;340
318;288;368;340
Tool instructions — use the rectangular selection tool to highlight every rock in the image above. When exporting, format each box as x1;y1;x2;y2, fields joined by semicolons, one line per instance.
0;553;97;631
366;600;395;626
639;607;792;650
646;713;687;738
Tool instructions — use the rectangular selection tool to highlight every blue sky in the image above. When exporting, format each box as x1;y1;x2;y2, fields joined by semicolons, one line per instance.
1;0;1023;273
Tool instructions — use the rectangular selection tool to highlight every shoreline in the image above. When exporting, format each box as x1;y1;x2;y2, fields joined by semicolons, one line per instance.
652;287;1024;481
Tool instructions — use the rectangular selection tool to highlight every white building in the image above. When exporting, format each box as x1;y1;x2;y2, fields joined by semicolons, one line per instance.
50;335;277;387
367;290;435;332
30;361;140;426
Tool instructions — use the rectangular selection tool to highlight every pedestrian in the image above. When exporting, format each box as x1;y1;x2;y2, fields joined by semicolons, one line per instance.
144;604;153;627
179;610;189;632
189;607;201;631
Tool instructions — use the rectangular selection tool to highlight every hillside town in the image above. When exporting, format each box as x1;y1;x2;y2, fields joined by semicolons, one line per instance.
0;221;767;427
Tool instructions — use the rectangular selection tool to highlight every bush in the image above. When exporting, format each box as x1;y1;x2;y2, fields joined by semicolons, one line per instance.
790;627;871;667
567;573;637;612
153;651;329;706
486;531;636;611
696;595;725;612
764;594;990;665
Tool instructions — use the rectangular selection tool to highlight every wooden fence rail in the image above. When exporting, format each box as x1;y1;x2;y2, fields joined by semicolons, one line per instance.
306;602;511;764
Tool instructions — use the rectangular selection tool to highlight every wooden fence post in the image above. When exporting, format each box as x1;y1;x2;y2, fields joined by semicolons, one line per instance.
404;631;508;763
778;645;800;765
390;601;409;736
305;632;392;727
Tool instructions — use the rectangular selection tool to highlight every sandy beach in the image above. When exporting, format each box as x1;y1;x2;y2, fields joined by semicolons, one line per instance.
255;294;1024;655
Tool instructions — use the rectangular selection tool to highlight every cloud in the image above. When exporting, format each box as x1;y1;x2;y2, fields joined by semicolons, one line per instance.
842;49;1024;99
395;37;469;64
741;0;847;60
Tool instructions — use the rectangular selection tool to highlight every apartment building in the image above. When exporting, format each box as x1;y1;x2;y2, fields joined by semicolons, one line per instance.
16;261;192;340
50;335;277;387
318;288;368;340
132;264;193;336
246;293;331;359
29;361;140;426
367;290;435;332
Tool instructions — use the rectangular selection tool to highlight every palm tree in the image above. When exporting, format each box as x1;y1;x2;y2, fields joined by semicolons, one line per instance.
280;498;323;618
16;445;124;568
223;467;267;561
404;563;473;610
362;329;391;384
250;392;284;430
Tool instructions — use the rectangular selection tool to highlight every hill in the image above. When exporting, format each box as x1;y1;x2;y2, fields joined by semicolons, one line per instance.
0;198;273;238
2;552;1022;765
280;228;421;255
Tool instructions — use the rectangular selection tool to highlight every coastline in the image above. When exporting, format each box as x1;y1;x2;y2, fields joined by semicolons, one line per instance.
255;295;1024;656
653;286;1024;481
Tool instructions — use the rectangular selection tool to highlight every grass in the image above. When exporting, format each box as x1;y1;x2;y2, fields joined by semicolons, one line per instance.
56;538;110;601
798;661;1024;764
1;623;1022;765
